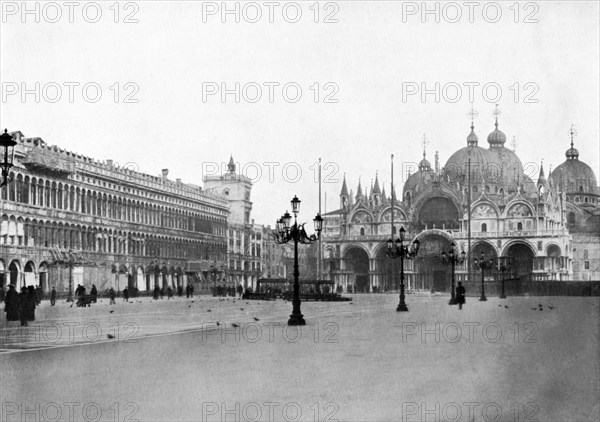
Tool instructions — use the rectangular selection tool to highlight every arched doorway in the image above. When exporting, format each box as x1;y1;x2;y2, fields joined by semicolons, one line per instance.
344;247;369;293
417;197;460;231
8;260;20;287
546;244;562;278
39;262;49;292
413;233;453;292
375;246;392;292
506;243;534;280
24;261;36;286
471;242;497;261
0;259;6;290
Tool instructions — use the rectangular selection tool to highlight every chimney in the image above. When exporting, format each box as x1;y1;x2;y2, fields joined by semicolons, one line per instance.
161;169;169;179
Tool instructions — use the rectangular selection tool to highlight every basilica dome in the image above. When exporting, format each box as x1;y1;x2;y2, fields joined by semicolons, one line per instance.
443;124;491;186
549;141;599;198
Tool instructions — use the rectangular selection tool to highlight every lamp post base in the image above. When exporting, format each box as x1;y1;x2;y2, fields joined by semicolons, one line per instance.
288;313;306;326
479;295;487;301
499;294;506;299
448;297;457;305
396;302;409;312
66;295;73;303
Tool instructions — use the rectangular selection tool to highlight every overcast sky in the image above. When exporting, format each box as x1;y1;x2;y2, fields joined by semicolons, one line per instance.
1;1;598;226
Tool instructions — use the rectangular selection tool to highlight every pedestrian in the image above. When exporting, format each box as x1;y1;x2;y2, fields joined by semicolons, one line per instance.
19;287;29;326
90;284;98;303
109;287;116;305
4;285;19;321
236;284;243;298
50;287;56;306
75;284;82;297
185;284;190;298
123;287;129;302
153;284;160;300
189;284;194;298
0;285;5;303
27;286;37;321
177;285;183;297
167;286;173;300
159;286;164;300
456;281;466;310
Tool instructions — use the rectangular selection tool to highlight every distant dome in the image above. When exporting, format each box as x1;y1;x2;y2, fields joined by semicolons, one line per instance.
443;145;491;185
487;121;507;146
419;157;431;172
550;156;598;196
403;168;435;197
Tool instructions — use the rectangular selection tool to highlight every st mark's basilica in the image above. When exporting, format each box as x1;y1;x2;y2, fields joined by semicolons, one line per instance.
321;110;599;294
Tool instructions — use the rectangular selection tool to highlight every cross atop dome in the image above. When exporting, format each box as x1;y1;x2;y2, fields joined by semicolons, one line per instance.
566;124;579;160
493;103;501;127
487;104;506;147
466;105;479;146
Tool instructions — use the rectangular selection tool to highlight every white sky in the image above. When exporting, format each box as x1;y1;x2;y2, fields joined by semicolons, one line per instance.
1;0;599;226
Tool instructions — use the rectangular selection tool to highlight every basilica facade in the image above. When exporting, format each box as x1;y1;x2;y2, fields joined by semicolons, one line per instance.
322;116;599;294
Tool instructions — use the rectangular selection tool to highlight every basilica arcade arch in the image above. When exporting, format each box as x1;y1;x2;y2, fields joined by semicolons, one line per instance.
505;242;535;280
413;230;455;292
416;196;460;231
342;246;370;293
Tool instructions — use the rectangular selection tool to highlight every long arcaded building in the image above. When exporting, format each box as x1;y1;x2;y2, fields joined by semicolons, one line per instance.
0;131;229;295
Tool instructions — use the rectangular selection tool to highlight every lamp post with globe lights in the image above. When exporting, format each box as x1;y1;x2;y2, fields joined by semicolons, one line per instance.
496;257;511;299
387;226;420;312
441;242;466;305
473;252;494;301
272;195;323;326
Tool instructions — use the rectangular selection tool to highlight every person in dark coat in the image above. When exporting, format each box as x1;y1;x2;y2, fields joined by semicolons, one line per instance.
167;286;173;300
186;284;191;298
109;287;116;305
19;287;29;326
123;287;129;302
0;286;5;303
153;284;160;300
177;285;183;297
456;282;466;310
189;284;194;298
50;287;56;306
4;285;19;321
27;286;37;321
90;285;98;303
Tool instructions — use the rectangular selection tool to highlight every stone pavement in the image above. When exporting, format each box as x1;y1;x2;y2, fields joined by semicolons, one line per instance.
1;294;599;421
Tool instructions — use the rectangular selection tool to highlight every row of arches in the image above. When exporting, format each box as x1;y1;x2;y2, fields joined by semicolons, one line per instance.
327;233;565;293
1;214;227;262
2;171;227;236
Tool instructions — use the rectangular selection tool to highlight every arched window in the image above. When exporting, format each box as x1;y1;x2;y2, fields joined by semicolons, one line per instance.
481;223;487;232
575;197;580;203
360;227;365;236
517;222;523;231
584;197;589;203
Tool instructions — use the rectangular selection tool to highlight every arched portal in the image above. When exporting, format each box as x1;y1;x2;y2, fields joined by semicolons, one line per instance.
506;243;534;280
413;233;454;292
24;261;36;287
343;247;369;293
417;197;459;230
8;260;21;287
471;242;497;261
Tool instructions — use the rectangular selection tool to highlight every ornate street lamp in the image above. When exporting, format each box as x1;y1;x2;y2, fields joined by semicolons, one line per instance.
272;195;323;326
473;251;494;301
387;226;420;312
441;242;466;305
0;129;17;187
496;256;511;299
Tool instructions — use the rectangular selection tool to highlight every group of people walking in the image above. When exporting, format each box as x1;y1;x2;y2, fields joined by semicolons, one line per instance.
3;285;37;326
